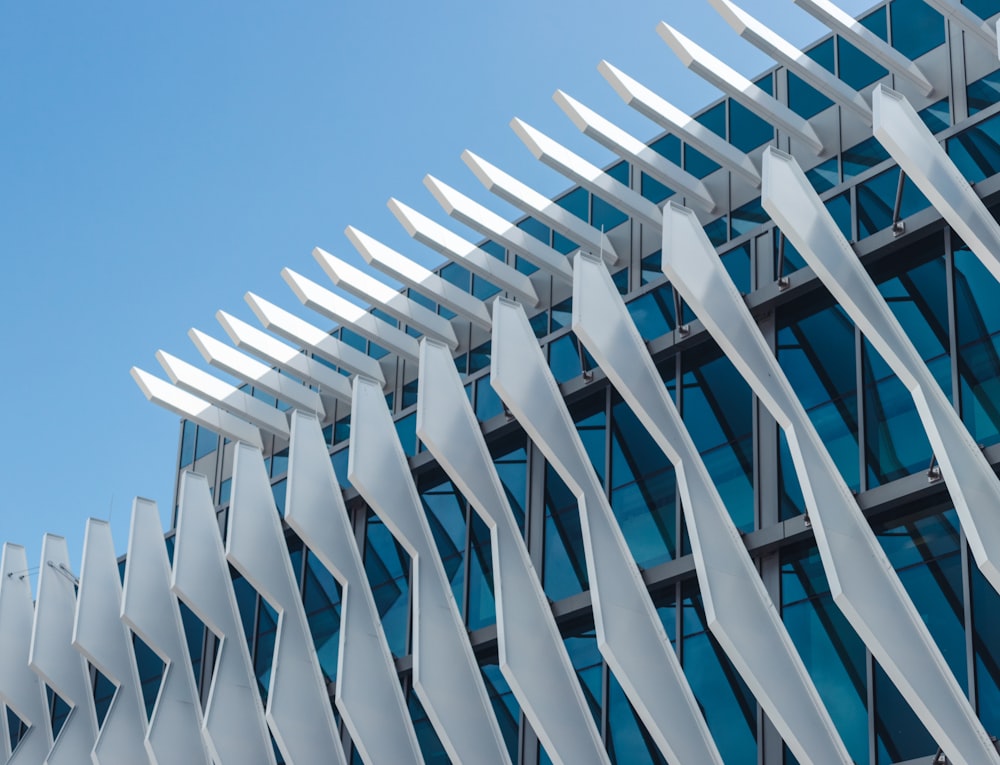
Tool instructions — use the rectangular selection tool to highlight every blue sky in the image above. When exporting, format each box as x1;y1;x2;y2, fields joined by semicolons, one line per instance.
0;0;873;574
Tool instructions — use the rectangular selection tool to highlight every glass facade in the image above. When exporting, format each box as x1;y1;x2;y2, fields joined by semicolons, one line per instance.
151;2;1000;762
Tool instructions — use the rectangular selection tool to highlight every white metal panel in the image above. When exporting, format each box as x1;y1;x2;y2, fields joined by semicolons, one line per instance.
511;118;663;230
130;367;263;449
0;544;54;764
189;328;326;417
30;534;99;765
348;376;512;765
171;471;276;765
73;520;150;765
245;293;385;384
216;310;354;404
121;499;212;765
424;175;575;282
706;0;873;123
571;252;852;765
313;246;459;348
599;60;762;186
156;350;291;439
793;0;934;95
662;201;1000;765
657;22;824;153
284;411;424;765
553;90;717;213
872;84;1000;284
462;150;619;263
489;298;724;765
283;268;421;362
388;198;540;306
416;338;610;765
225;442;346;765
346;226;492;329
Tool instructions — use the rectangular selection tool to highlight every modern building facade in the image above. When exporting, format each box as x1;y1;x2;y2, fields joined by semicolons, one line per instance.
6;0;1000;763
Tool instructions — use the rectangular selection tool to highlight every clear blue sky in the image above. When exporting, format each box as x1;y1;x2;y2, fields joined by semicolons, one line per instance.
0;0;873;575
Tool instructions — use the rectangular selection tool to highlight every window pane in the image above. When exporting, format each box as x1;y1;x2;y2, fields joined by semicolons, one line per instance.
729;99;773;153
788;39;835;119
364;510;410;657
890;0;945;60
947;112;1000;183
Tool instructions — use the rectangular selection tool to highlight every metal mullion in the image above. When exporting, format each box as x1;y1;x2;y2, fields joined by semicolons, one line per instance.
856;319;868;493
462;497;472;627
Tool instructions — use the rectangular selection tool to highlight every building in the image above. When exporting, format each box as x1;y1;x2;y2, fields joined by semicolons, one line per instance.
5;0;1000;762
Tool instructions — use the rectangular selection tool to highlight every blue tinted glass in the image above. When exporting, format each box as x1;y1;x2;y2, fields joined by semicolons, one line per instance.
591;194;628;232
918;98;950;132
271;479;286;516
778;430;805;520
573;393;606;483
302;550;342;683
874;662;934;763
843;135;890;179
861;6;888;39
514;254;538;275
517;216;550;246
194;426;217;460
703;215;728;247
607;673;668;764
890;0;945;59
775;228;806;278
788;39;835;119
493;441;528;535
133;634;165;717
948;112;1000;182
331;447;350;489
681;584;757;764
650;133;682;163
467;513;495;629
409;691;449;764
628;286;675;341
608;160;629;184
971;560;1000;733
755;72;774;95
565;627;603;727
806;158;839;193
178;600;205;689
480;239;505;260
469;340;491;374
364;510;410;657
91;668;116;728
395;413;417;458
685;145;721;178
641;171;672;203
730;197;768;239
838;36;888;90
857;167;929;238
271;447;288;477
557;186;589;222
781;546;869;764
723;242;752;294
475;375;504;422
825;191;852;241
552;231;579;255
481;662;521;761
543;463;587;601
683;352;754;532
640;249;663;286
612;267;629;294
954;238;1000;445
340;327;366;352
549;334;584;384
473;274;501;300
729;99;773;152
254;601;277;701
420;475;466;612
180;420;196;467
439;261;470;291
964;0;1000;16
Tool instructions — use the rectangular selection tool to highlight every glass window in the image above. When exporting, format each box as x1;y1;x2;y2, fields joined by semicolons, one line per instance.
475;375;504;422
194;426;218;460
729;99;773;153
947;111;1000;183
890;0;945;60
843;135;890;180
777;302;860;499
838;35;888;91
681;582;757;765
682;348;755;532
964;0;1000;17
721;241;752;295
493;439;529;535
254;600;277;702
650;133;682;164
592;193;628;233
331;448;350;489
133;634;165;718
857;167;929;239
703;215;728;247
954;234;1000;446
271;479;286;516
180;420;196;467
302;550;343;683
549;333;593;384
628;285;675;342
467;513;495;629
807;158;839;194
439;261;471;291
788;38;835;119
610;395;676;567
565;625;603;728
781;545;869;764
825;191;852;241
364;509;410;657
481;661;521;762
606;672;668;764
518;216;550;247
641;171;673;204
729;197;768;240
395;413;417;458
918;98;950;133
557;187;589;222
542;462;587;601
970;559;1000;734
419;474;467;614
408;690;449;764
685;145;721;179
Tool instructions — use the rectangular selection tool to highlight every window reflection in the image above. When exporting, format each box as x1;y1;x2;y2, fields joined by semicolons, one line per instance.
364;510;410;657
